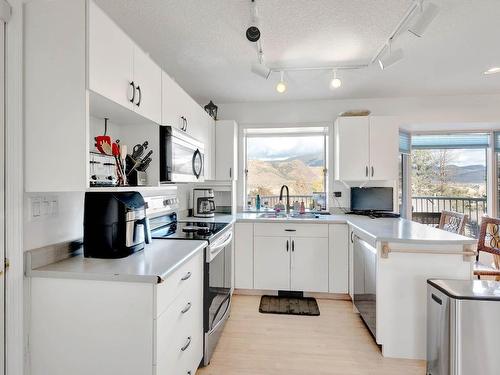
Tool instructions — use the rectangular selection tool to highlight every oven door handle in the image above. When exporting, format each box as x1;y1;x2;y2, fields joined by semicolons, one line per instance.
209;293;231;332
209;231;233;256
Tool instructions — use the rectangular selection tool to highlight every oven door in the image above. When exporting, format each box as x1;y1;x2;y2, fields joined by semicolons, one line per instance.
204;228;233;364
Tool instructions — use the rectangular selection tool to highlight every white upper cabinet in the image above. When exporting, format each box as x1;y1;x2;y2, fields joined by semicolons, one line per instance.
215;120;238;181
88;1;161;124
132;47;162;124
334;116;399;181
161;72;189;131
334;117;370;181
369;116;399;181
88;1;134;110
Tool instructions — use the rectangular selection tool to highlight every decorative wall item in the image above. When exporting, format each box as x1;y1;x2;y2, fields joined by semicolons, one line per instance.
204;100;218;120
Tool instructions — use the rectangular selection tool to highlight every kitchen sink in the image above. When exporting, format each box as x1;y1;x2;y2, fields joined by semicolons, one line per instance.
289;212;320;219
257;212;288;218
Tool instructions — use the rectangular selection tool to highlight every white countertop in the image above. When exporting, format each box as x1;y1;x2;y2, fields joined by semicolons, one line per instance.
28;239;207;284
193;212;476;246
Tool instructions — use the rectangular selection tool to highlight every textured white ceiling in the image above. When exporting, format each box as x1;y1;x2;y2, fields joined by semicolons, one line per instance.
95;0;500;103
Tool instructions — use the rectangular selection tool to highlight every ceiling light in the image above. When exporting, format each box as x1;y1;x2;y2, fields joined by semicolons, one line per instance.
378;47;404;70
276;71;287;93
484;67;500;75
330;70;342;89
408;2;440;37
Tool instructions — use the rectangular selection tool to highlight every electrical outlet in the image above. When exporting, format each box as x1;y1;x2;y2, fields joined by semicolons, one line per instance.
30;195;59;220
334;191;342;198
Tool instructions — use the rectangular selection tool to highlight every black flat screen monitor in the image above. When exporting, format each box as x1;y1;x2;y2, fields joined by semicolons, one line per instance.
350;187;393;212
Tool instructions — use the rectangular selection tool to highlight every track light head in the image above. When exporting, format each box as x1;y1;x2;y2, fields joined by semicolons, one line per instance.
378;48;404;70
408;2;439;37
251;62;271;79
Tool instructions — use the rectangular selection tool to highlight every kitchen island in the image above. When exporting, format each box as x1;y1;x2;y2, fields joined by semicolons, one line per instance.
222;212;476;360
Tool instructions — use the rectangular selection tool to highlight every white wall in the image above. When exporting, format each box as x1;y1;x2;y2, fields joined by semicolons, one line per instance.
218;94;500;211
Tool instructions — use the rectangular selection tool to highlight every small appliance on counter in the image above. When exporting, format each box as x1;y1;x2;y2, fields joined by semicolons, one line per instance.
83;192;151;258
89;152;118;186
427;279;500;375
193;188;216;218
348;187;400;218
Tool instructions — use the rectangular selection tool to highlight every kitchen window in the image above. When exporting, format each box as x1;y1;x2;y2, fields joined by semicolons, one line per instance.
243;127;328;211
411;133;489;238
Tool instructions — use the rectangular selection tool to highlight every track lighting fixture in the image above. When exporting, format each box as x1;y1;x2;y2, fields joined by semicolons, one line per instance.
378;43;404;70
275;71;287;93
408;1;440;38
330;70;342;89
251;62;271;79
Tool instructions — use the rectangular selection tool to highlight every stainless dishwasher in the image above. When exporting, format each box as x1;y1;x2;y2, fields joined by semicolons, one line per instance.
353;235;377;338
427;279;500;375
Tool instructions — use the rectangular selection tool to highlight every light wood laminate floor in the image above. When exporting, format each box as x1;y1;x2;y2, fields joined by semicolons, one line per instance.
197;295;425;375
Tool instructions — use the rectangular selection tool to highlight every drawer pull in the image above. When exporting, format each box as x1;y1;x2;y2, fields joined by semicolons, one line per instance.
181;302;192;314
181;272;192;281
284;229;296;232
181;336;192;352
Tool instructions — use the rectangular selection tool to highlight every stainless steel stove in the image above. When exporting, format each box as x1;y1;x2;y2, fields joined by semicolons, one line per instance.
145;195;233;367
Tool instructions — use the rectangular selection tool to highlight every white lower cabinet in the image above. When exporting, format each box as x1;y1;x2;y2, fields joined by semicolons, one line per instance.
291;237;329;292
253;223;329;293
329;224;349;294
30;251;204;375
234;223;254;289
254;236;291;290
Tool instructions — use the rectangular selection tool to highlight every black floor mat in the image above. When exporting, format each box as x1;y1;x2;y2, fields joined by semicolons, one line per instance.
259;295;320;316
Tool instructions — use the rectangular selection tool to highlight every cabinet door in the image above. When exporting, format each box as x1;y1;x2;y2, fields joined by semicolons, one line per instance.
291;237;329;293
132;47;162;124
215;120;238;181
369;117;399;180
161;72;185;130
254;236;290;290
334;117;370;181
234;223;254;289
88;1;134;109
203;116;215;180
329;224;349;294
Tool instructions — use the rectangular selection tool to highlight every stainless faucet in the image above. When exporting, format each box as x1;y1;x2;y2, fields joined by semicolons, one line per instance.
279;185;290;214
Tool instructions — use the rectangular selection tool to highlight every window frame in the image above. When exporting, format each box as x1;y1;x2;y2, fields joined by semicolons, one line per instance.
242;127;329;210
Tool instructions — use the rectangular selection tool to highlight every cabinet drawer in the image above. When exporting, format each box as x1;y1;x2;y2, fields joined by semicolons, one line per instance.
156;279;203;373
156;251;203;317
254;223;328;238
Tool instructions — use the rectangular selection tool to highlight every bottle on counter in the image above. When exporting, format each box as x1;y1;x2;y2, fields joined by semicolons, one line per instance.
256;194;261;210
300;201;306;214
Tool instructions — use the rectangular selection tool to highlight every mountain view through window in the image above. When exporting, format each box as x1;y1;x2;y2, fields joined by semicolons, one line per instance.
246;135;326;206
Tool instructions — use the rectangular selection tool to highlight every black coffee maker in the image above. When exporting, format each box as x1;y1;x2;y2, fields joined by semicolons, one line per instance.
83;192;151;258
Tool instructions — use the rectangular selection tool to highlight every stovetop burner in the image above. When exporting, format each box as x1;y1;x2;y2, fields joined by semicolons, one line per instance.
151;220;228;242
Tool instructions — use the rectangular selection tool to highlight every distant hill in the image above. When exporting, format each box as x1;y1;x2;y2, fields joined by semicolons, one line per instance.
432;164;486;184
282;152;324;167
247;158;324;196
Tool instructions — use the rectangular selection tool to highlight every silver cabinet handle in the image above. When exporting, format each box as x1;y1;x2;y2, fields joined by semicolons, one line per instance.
181;336;191;351
181;272;191;281
128;81;135;103
371;166;374;177
181;302;192;314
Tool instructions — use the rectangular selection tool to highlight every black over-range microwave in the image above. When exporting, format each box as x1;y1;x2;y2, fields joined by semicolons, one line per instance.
159;126;205;183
